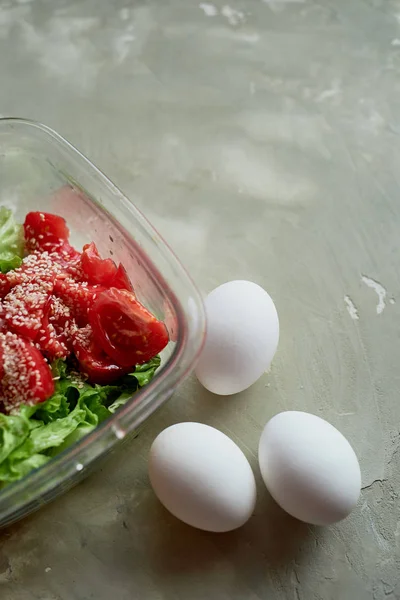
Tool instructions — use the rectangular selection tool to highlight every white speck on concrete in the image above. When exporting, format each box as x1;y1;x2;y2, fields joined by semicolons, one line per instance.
199;4;249;27
316;80;341;103
344;295;359;320
365;505;390;551
120;7;130;21
262;0;304;13
389;298;395;305
395;521;400;539
221;5;246;26
114;25;135;64
391;38;400;46
199;3;218;16
45;567;52;573
361;275;387;314
239;32;259;43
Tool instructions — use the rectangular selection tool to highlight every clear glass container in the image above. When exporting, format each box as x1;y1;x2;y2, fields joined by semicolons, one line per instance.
0;118;206;528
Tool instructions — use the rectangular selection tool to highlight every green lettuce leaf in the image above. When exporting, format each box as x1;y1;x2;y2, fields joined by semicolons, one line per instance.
0;357;161;487
0;414;30;464
122;355;161;387
0;207;24;273
0;454;51;483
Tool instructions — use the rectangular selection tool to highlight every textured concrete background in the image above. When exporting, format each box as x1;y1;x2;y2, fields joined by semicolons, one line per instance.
0;0;399;598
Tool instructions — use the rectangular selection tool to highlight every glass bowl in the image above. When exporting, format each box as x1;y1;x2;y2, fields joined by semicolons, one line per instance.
0;118;206;528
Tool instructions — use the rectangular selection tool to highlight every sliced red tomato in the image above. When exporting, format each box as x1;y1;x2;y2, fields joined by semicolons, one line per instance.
50;242;81;266
6;251;61;289
53;278;105;327
3;282;52;341
0;307;7;334
24;212;70;254
48;245;83;282
90;288;169;367
71;326;129;384
109;264;134;292
0;344;4;382
80;242;118;286
36;297;77;361
0;332;54;412
0;274;10;299
58;241;80;261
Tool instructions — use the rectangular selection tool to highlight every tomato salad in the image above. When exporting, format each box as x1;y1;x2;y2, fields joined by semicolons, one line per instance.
0;207;168;486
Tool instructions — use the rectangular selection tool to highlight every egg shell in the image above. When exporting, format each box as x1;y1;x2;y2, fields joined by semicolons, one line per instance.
195;280;279;395
258;411;361;526
149;422;257;532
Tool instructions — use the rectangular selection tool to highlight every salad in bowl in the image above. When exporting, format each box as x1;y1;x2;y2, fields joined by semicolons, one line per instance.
0;206;168;487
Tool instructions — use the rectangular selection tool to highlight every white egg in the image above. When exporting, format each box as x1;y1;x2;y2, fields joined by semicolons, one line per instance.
148;422;257;532
195;280;279;395
258;411;361;525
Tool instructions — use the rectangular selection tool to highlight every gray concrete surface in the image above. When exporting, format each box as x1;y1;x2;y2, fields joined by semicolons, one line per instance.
0;0;399;598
